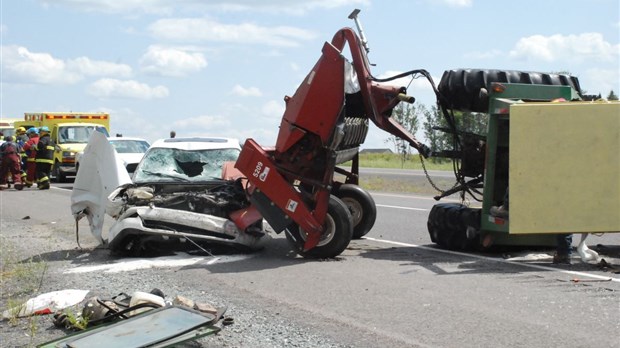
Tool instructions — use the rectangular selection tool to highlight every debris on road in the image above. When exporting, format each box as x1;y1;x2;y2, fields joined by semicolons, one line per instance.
37;288;229;347
1;289;89;319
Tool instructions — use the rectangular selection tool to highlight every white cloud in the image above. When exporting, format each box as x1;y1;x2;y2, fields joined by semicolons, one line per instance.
139;45;207;77
42;0;173;15
87;79;169;99
261;100;285;118
172;115;231;129
1;46;81;84
427;0;472;8
509;33;618;63
1;46;133;84
44;0;368;15
581;67;620;96
208;0;369;15
231;85;262;97
148;18;316;47
68;57;132;77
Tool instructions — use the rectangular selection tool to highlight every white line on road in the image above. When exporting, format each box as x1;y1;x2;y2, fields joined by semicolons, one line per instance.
371;192;461;202
363;237;620;283
376;204;428;211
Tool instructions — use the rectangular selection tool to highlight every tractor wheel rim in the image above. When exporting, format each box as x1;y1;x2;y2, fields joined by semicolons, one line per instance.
300;213;336;247
341;197;362;226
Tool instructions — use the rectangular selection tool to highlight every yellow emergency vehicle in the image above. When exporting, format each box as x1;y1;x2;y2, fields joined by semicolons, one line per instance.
14;112;110;182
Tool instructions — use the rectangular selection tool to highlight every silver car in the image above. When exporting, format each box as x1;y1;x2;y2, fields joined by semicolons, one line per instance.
71;135;270;256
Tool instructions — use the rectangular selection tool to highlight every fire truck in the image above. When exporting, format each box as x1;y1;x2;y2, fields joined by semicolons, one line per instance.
14;112;110;182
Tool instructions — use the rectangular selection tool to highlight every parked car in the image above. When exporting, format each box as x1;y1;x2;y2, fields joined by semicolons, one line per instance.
75;137;150;175
71;136;271;256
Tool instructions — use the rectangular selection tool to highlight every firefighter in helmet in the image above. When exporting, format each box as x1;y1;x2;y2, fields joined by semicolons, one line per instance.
22;127;40;188
15;126;29;183
35;126;55;190
0;136;24;190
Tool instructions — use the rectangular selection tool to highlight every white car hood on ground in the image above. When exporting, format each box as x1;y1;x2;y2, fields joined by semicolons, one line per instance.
71;131;132;244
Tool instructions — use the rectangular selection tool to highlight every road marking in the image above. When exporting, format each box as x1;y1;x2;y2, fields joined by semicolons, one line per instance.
371;192;461;202
376;204;428;211
363;237;620;283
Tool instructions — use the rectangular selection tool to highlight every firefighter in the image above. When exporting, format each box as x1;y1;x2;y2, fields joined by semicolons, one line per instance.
22;127;40;188
15;127;28;143
15;127;29;183
0;136;24;190
35;126;55;190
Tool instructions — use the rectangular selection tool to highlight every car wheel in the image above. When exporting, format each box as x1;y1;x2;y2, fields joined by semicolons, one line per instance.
333;184;376;239
285;195;353;259
52;161;65;183
110;235;144;257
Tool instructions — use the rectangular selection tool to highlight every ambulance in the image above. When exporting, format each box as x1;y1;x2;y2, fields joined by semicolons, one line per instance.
14;112;110;182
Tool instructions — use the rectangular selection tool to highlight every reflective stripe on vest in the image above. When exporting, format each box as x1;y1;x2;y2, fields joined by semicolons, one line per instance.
35;158;54;164
46;146;55;151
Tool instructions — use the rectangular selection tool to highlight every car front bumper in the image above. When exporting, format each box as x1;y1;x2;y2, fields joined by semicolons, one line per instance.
108;206;270;251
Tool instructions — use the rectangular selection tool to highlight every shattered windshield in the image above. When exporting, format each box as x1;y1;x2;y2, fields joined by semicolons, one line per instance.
133;147;240;183
110;140;150;154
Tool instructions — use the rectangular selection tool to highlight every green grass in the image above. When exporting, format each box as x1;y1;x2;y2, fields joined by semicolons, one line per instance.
335;153;458;195
349;153;453;170
1;237;48;332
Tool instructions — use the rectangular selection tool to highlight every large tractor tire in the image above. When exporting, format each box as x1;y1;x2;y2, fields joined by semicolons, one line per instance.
333;184;377;239
285;195;353;259
438;69;582;113
427;203;480;251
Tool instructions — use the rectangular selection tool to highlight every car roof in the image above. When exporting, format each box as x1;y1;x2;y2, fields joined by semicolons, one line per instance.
108;137;149;142
149;137;241;151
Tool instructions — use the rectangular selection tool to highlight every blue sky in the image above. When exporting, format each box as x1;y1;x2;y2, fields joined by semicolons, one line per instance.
1;0;618;149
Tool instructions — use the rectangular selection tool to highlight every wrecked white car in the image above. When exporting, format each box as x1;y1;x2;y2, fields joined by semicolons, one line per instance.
71;133;270;256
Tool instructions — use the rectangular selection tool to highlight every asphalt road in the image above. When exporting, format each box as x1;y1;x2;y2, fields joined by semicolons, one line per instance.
2;178;620;348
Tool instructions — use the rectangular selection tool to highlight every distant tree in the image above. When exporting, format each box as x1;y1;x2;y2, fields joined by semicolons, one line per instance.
421;105;446;163
459;111;488;136
385;102;420;167
422;105;488;163
608;90;618;101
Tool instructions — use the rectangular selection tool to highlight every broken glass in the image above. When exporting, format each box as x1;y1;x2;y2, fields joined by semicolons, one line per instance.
133;148;240;183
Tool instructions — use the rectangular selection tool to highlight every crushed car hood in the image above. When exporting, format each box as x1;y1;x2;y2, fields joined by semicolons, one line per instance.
71;131;132;244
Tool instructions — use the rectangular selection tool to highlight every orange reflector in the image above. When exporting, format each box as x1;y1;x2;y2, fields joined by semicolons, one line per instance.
491;83;506;93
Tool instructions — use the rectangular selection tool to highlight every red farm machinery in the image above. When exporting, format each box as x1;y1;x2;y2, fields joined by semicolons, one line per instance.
234;9;620;258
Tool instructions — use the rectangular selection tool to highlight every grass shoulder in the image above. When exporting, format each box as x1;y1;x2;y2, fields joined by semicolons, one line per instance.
340;153;455;195
353;152;453;170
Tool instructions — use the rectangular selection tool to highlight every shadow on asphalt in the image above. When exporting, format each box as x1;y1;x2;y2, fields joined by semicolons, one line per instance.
355;243;620;276
16;236;314;274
